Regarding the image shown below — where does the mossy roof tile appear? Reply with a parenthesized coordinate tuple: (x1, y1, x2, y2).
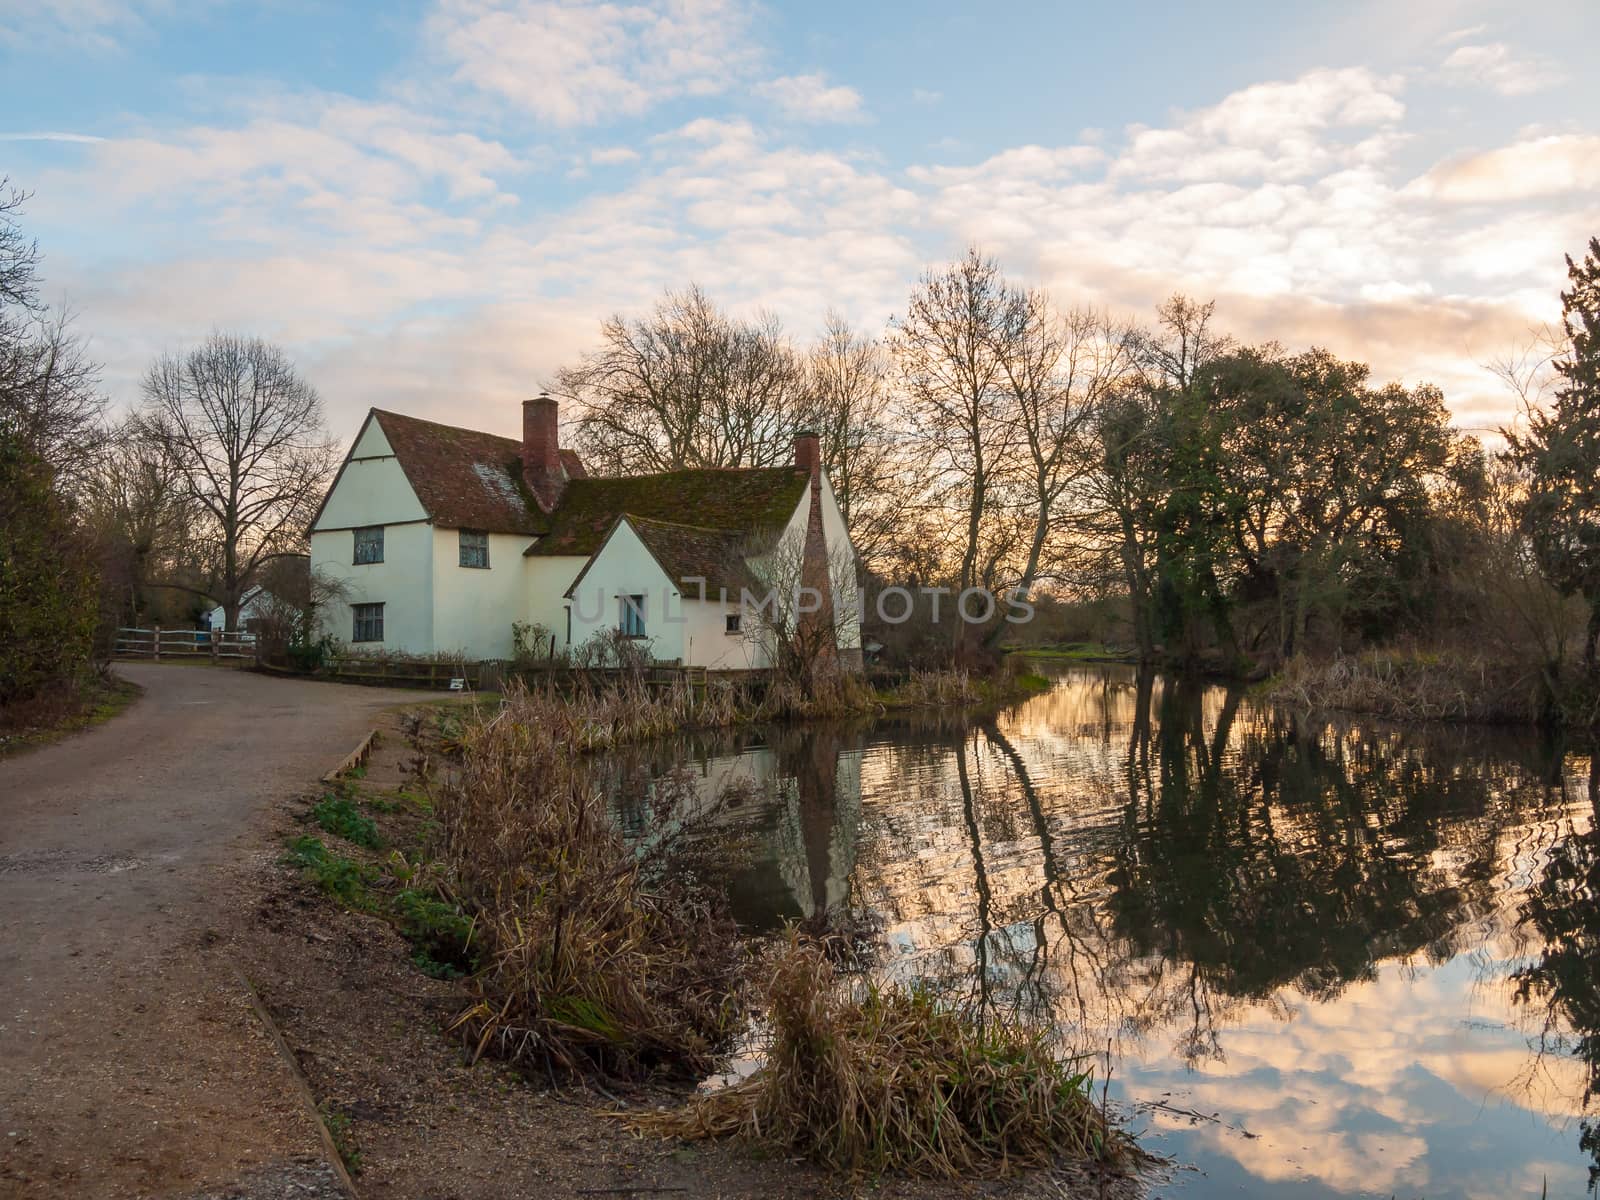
(372, 409, 584, 534)
(526, 466, 808, 557)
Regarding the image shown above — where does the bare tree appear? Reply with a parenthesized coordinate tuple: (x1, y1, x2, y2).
(0, 307, 107, 489)
(740, 525, 861, 692)
(82, 420, 197, 625)
(802, 311, 909, 571)
(557, 285, 808, 475)
(997, 296, 1137, 609)
(139, 334, 337, 631)
(891, 248, 1016, 601)
(0, 178, 40, 313)
(0, 183, 107, 489)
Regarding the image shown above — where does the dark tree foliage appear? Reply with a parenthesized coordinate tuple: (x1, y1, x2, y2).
(0, 432, 99, 709)
(1508, 237, 1600, 667)
(1104, 337, 1459, 666)
(1514, 758, 1600, 1188)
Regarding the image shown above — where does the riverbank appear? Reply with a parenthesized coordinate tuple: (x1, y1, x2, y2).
(1264, 649, 1600, 728)
(250, 702, 1143, 1198)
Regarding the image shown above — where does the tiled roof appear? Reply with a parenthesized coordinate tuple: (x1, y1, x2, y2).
(623, 517, 762, 598)
(526, 467, 808, 558)
(372, 410, 585, 534)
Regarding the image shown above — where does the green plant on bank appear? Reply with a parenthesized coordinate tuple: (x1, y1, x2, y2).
(284, 835, 375, 904)
(0, 674, 141, 758)
(317, 1101, 362, 1175)
(311, 794, 382, 849)
(286, 633, 339, 673)
(395, 887, 477, 979)
(1014, 670, 1050, 693)
(632, 934, 1128, 1179)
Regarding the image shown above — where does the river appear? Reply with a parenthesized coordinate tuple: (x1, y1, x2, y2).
(610, 663, 1600, 1198)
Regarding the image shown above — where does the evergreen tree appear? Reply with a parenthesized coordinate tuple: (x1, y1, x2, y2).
(1509, 237, 1600, 667)
(0, 431, 99, 707)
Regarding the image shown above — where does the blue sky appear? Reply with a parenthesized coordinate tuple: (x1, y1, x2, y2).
(4, 0, 1598, 443)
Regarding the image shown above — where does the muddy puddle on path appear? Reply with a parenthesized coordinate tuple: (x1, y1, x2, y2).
(601, 664, 1599, 1199)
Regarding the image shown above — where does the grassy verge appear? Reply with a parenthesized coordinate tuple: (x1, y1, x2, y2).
(632, 935, 1130, 1179)
(1006, 642, 1133, 664)
(0, 672, 142, 759)
(284, 775, 481, 980)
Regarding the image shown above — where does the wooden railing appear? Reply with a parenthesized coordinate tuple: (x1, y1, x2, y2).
(114, 626, 257, 663)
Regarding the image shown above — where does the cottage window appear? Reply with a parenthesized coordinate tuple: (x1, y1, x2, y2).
(619, 594, 646, 638)
(353, 525, 384, 565)
(352, 602, 385, 643)
(459, 529, 489, 568)
(725, 612, 742, 634)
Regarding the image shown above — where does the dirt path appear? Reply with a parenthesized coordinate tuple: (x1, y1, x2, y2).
(0, 664, 417, 1200)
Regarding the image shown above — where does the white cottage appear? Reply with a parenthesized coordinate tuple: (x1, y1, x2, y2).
(307, 397, 861, 670)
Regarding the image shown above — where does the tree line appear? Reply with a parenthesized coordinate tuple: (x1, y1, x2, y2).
(557, 243, 1600, 681)
(4, 161, 1598, 719)
(1, 179, 336, 720)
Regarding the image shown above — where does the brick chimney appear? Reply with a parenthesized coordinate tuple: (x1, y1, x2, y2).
(793, 429, 821, 483)
(522, 394, 567, 512)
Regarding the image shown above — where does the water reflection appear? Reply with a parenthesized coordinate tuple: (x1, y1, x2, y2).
(618, 665, 1599, 1198)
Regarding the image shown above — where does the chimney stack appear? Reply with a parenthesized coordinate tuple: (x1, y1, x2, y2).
(793, 429, 821, 483)
(522, 394, 566, 511)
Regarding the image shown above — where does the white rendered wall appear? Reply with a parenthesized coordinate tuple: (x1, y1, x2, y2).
(312, 419, 428, 531)
(565, 521, 683, 662)
(312, 521, 435, 653)
(311, 417, 436, 652)
(678, 593, 771, 669)
(527, 555, 587, 645)
(429, 528, 531, 660)
(749, 477, 860, 649)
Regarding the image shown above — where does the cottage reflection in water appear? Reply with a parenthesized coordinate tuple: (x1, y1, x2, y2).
(608, 665, 1598, 1199)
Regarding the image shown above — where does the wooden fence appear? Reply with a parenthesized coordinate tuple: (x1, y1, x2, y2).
(114, 626, 257, 663)
(252, 654, 732, 693)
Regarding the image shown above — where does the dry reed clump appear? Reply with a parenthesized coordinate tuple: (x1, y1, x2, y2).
(432, 687, 745, 1079)
(1265, 650, 1556, 724)
(890, 668, 982, 708)
(633, 936, 1126, 1179)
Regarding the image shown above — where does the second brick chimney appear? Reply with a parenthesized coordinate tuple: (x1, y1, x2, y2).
(522, 394, 567, 512)
(793, 429, 821, 483)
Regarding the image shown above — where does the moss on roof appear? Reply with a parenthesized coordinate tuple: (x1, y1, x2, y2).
(370, 409, 584, 534)
(624, 516, 762, 598)
(527, 467, 808, 558)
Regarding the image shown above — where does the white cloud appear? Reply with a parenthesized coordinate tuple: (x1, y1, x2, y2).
(0, 131, 107, 143)
(26, 60, 1590, 441)
(1439, 42, 1564, 95)
(0, 0, 178, 52)
(756, 73, 865, 123)
(1408, 135, 1600, 201)
(425, 0, 760, 126)
(1113, 68, 1405, 183)
(912, 88, 941, 106)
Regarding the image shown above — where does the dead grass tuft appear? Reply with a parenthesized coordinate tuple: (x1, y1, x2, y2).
(632, 935, 1128, 1179)
(432, 684, 745, 1079)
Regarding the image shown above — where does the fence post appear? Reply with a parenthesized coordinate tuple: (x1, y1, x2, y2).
(211, 629, 220, 664)
(153, 624, 162, 661)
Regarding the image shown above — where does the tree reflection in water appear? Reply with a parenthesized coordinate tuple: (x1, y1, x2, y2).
(619, 665, 1599, 1195)
(1514, 752, 1600, 1188)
